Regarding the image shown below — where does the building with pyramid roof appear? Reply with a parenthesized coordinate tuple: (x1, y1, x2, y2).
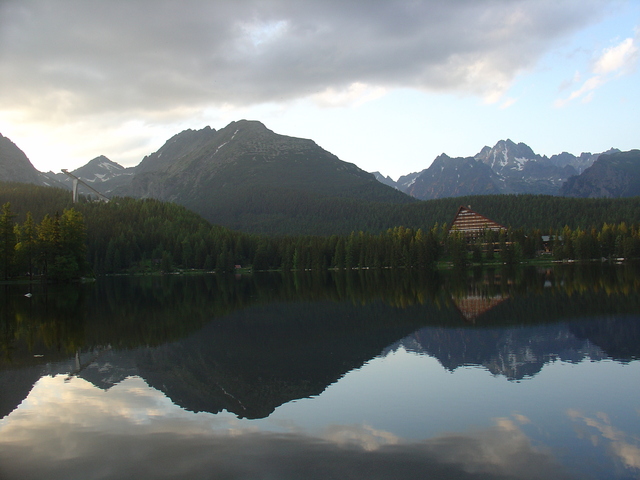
(448, 206, 506, 240)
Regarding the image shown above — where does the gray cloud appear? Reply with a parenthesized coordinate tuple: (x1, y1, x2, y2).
(0, 0, 613, 123)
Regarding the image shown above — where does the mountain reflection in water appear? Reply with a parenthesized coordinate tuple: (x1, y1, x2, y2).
(0, 265, 639, 479)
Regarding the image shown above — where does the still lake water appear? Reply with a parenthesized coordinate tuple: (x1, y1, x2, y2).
(1, 265, 639, 480)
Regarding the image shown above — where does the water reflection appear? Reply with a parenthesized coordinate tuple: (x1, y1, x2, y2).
(3, 265, 640, 359)
(0, 265, 639, 479)
(1, 265, 640, 419)
(568, 409, 640, 473)
(386, 316, 640, 380)
(0, 375, 575, 480)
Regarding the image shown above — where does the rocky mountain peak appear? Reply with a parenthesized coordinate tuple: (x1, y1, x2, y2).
(474, 139, 538, 173)
(76, 156, 124, 174)
(430, 153, 456, 168)
(372, 172, 397, 189)
(403, 153, 500, 200)
(0, 133, 47, 185)
(71, 155, 128, 182)
(135, 126, 219, 174)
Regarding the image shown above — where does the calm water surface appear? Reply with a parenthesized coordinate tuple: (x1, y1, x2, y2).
(1, 266, 639, 479)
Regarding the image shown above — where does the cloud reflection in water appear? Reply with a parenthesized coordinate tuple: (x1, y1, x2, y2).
(568, 408, 640, 474)
(0, 374, 577, 480)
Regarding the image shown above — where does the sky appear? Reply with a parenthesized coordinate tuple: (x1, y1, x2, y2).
(0, 0, 638, 180)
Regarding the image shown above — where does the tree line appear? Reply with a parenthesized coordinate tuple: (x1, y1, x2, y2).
(2, 181, 640, 280)
(1, 203, 87, 281)
(188, 188, 640, 235)
(4, 181, 640, 234)
(80, 199, 443, 274)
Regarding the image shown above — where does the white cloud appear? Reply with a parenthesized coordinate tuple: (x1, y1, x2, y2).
(570, 75, 606, 101)
(500, 97, 518, 109)
(593, 37, 639, 74)
(556, 33, 639, 106)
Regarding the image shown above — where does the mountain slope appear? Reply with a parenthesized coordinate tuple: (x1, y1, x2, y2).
(0, 133, 55, 186)
(372, 171, 397, 189)
(560, 150, 640, 198)
(474, 139, 538, 174)
(405, 154, 501, 200)
(120, 120, 414, 232)
(47, 155, 135, 194)
(396, 171, 422, 192)
(549, 149, 615, 174)
(474, 139, 577, 195)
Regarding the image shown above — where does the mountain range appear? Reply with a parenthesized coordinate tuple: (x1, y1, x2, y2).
(1, 122, 639, 232)
(375, 139, 624, 199)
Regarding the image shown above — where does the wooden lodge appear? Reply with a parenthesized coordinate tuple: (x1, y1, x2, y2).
(448, 206, 506, 241)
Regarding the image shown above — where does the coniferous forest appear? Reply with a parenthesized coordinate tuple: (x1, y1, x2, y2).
(2, 181, 640, 280)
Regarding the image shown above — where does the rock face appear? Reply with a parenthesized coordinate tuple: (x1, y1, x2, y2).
(372, 171, 397, 189)
(474, 139, 538, 174)
(549, 150, 613, 174)
(126, 120, 398, 198)
(381, 139, 615, 200)
(0, 133, 50, 185)
(117, 120, 412, 226)
(560, 150, 640, 198)
(474, 139, 577, 195)
(46, 155, 135, 194)
(404, 154, 501, 199)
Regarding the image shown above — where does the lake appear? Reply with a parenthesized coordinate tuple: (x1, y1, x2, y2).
(1, 265, 639, 479)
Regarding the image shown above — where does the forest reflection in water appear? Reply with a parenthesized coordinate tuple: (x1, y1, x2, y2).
(2, 264, 639, 361)
(0, 264, 639, 479)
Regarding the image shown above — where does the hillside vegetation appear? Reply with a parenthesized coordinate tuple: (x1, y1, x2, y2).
(5, 181, 640, 234)
(2, 182, 640, 279)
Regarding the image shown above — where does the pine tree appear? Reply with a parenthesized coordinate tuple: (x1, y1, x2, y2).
(15, 212, 37, 278)
(57, 208, 88, 279)
(37, 213, 60, 279)
(0, 203, 16, 279)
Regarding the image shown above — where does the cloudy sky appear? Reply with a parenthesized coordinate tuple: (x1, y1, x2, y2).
(1, 0, 638, 179)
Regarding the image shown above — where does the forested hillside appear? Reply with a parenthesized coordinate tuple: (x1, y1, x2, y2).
(2, 182, 640, 279)
(105, 191, 640, 236)
(407, 195, 640, 231)
(0, 182, 74, 222)
(5, 181, 640, 235)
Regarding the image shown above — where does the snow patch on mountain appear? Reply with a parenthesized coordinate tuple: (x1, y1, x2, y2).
(514, 157, 527, 170)
(374, 139, 622, 199)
